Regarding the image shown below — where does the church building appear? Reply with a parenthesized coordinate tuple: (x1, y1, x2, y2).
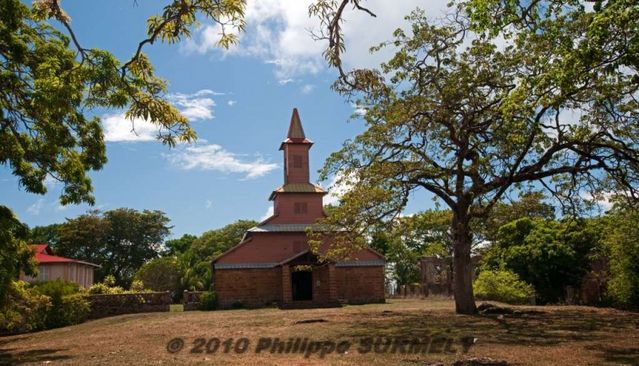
(212, 109, 385, 308)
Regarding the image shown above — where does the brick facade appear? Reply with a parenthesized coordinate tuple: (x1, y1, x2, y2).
(215, 268, 282, 308)
(335, 266, 386, 304)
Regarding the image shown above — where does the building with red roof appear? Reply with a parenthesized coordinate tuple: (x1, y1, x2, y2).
(19, 244, 100, 288)
(212, 109, 385, 308)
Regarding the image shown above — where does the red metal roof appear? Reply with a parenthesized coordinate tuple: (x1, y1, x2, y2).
(30, 244, 100, 267)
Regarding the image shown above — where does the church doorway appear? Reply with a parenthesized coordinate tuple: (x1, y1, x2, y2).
(291, 270, 313, 301)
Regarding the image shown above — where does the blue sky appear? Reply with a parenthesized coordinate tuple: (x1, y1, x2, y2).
(2, 0, 448, 237)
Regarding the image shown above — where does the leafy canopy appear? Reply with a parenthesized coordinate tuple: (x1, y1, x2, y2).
(56, 208, 171, 287)
(1, 0, 245, 205)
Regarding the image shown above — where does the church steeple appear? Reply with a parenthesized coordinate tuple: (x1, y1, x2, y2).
(280, 108, 313, 185)
(265, 108, 327, 224)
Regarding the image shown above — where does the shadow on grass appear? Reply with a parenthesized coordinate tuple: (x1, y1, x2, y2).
(586, 345, 639, 365)
(331, 307, 639, 363)
(0, 347, 72, 365)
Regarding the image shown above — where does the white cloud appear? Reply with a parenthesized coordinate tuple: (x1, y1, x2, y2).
(103, 113, 159, 142)
(227, 100, 237, 106)
(301, 84, 315, 94)
(164, 143, 278, 179)
(278, 78, 295, 85)
(27, 199, 45, 216)
(168, 90, 218, 121)
(205, 200, 213, 209)
(182, 0, 448, 78)
(103, 90, 218, 142)
(260, 206, 274, 221)
(323, 171, 356, 206)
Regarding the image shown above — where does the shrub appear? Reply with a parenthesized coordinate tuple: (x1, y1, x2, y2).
(88, 282, 125, 294)
(199, 291, 217, 311)
(473, 269, 535, 305)
(129, 279, 146, 292)
(0, 281, 50, 333)
(32, 279, 89, 328)
(56, 293, 90, 326)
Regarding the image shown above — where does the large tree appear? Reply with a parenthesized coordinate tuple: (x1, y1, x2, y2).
(57, 208, 171, 286)
(312, 1, 639, 313)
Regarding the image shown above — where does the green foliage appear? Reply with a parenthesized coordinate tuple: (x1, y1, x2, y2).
(134, 257, 181, 294)
(87, 276, 126, 295)
(2, 0, 246, 206)
(56, 208, 171, 287)
(477, 191, 555, 243)
(483, 218, 600, 304)
(129, 280, 146, 292)
(31, 279, 89, 328)
(0, 206, 37, 306)
(164, 234, 197, 256)
(473, 269, 535, 305)
(27, 224, 63, 248)
(603, 206, 639, 309)
(190, 220, 258, 259)
(0, 281, 50, 333)
(198, 291, 217, 311)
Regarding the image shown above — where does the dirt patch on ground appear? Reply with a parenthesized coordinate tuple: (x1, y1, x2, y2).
(1, 299, 638, 365)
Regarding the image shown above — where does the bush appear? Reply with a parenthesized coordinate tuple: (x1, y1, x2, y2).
(473, 269, 535, 305)
(0, 281, 50, 333)
(88, 282, 126, 294)
(199, 291, 217, 311)
(32, 279, 90, 328)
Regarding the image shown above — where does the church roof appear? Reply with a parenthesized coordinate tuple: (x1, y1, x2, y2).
(268, 183, 327, 200)
(247, 224, 338, 233)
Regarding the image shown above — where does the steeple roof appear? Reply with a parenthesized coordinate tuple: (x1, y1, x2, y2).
(287, 108, 305, 139)
(280, 108, 313, 150)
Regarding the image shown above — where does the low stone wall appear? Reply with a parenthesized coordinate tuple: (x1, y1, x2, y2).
(87, 292, 171, 319)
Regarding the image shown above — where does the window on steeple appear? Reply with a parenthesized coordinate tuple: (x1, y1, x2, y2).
(294, 202, 308, 215)
(292, 155, 303, 168)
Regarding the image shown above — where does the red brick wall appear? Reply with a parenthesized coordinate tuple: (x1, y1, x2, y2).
(312, 265, 331, 302)
(217, 233, 384, 264)
(335, 266, 385, 304)
(270, 193, 325, 224)
(283, 144, 310, 184)
(214, 268, 282, 308)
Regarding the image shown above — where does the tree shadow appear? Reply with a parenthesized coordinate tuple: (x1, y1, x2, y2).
(331, 307, 639, 362)
(0, 347, 72, 365)
(586, 344, 639, 365)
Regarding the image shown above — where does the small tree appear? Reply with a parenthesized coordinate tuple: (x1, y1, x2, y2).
(135, 257, 181, 294)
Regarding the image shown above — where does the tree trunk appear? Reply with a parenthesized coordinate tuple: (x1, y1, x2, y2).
(452, 213, 477, 314)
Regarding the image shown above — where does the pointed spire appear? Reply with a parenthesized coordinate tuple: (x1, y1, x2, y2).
(287, 108, 306, 139)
